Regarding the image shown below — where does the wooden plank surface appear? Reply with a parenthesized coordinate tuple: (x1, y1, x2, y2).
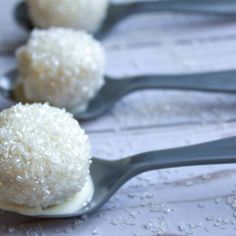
(1, 0, 236, 235)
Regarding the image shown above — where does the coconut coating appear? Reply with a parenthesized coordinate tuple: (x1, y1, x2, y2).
(27, 0, 109, 32)
(16, 28, 106, 111)
(0, 103, 91, 209)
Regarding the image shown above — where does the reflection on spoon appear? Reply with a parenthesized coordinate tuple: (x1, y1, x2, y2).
(0, 176, 94, 217)
(1, 69, 236, 120)
(15, 0, 236, 40)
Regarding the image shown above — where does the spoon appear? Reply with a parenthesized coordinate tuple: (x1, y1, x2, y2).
(33, 135, 236, 218)
(1, 69, 236, 120)
(15, 0, 236, 40)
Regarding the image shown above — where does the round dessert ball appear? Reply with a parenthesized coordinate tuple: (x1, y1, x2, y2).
(0, 103, 91, 209)
(16, 28, 106, 111)
(27, 0, 109, 32)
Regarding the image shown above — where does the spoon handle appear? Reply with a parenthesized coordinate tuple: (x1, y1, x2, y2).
(75, 70, 236, 120)
(122, 0, 236, 16)
(118, 70, 236, 94)
(125, 136, 236, 177)
(96, 0, 236, 38)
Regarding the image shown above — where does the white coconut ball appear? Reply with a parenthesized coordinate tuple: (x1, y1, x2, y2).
(0, 103, 91, 209)
(16, 28, 106, 111)
(27, 0, 109, 32)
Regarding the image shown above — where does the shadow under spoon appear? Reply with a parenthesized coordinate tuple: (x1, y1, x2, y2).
(32, 136, 236, 218)
(14, 0, 236, 40)
(1, 69, 236, 120)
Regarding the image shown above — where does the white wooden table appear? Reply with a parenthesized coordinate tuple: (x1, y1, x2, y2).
(1, 1, 236, 235)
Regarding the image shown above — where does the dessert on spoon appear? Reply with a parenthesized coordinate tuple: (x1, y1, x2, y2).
(15, 28, 106, 113)
(0, 105, 236, 218)
(0, 103, 94, 216)
(15, 0, 236, 39)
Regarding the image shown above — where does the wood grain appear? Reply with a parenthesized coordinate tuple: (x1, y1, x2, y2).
(1, 0, 236, 235)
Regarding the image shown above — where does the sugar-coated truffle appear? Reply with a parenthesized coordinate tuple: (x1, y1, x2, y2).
(16, 28, 106, 111)
(0, 103, 91, 209)
(27, 0, 109, 32)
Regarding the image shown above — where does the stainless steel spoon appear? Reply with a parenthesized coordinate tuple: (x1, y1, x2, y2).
(35, 136, 236, 218)
(1, 69, 236, 120)
(14, 0, 236, 40)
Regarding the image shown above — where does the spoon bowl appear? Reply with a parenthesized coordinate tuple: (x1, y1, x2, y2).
(29, 136, 236, 218)
(2, 69, 236, 120)
(14, 0, 236, 40)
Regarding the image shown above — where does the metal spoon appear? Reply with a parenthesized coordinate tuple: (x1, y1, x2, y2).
(33, 135, 236, 218)
(14, 0, 236, 40)
(1, 69, 236, 120)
